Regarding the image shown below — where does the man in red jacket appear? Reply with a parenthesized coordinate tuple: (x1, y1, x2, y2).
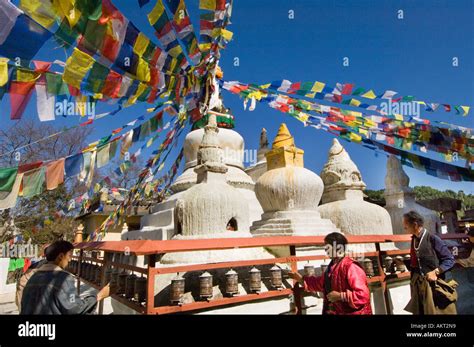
(288, 232, 372, 315)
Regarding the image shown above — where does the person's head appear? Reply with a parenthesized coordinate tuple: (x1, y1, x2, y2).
(44, 241, 74, 269)
(403, 210, 424, 235)
(324, 232, 348, 259)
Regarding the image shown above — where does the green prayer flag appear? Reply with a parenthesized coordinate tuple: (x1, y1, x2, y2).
(84, 62, 109, 93)
(0, 168, 18, 192)
(22, 167, 45, 198)
(46, 74, 69, 95)
(352, 87, 365, 96)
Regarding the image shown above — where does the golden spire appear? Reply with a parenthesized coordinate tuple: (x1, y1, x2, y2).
(266, 123, 304, 170)
(272, 123, 295, 149)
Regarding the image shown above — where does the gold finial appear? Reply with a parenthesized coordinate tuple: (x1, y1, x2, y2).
(272, 123, 294, 149)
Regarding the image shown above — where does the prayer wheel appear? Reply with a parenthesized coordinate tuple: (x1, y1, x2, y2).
(117, 272, 128, 295)
(395, 256, 406, 272)
(384, 256, 393, 274)
(125, 274, 137, 299)
(304, 264, 315, 277)
(199, 272, 213, 300)
(134, 276, 147, 303)
(248, 267, 261, 293)
(104, 268, 112, 283)
(404, 254, 411, 263)
(110, 269, 120, 294)
(170, 275, 185, 304)
(82, 263, 90, 280)
(270, 265, 283, 289)
(95, 265, 102, 284)
(225, 269, 239, 296)
(363, 258, 375, 277)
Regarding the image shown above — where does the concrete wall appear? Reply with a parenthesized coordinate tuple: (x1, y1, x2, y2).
(0, 258, 16, 295)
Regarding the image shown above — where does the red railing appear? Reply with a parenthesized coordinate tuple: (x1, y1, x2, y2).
(70, 233, 470, 315)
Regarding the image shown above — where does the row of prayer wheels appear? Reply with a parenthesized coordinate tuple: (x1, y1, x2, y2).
(384, 255, 410, 274)
(170, 266, 285, 304)
(68, 260, 148, 304)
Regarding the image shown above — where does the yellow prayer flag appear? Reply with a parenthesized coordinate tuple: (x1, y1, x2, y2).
(0, 58, 9, 87)
(20, 0, 57, 28)
(16, 69, 40, 82)
(260, 83, 271, 89)
(63, 48, 95, 89)
(146, 137, 154, 148)
(349, 99, 361, 107)
(126, 82, 148, 106)
(148, 0, 165, 25)
(199, 43, 212, 51)
(402, 140, 413, 151)
(311, 81, 325, 93)
(393, 113, 404, 121)
(359, 128, 368, 137)
(349, 132, 362, 143)
(361, 90, 376, 99)
(136, 58, 151, 82)
(444, 153, 453, 162)
(133, 33, 150, 57)
(461, 106, 470, 116)
(52, 0, 81, 27)
(199, 0, 216, 10)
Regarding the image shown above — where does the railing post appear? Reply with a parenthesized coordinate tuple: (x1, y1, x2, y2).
(375, 242, 392, 315)
(77, 249, 83, 296)
(289, 245, 304, 315)
(146, 254, 157, 315)
(99, 251, 112, 315)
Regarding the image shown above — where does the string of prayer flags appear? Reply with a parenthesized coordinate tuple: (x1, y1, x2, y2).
(262, 79, 470, 117)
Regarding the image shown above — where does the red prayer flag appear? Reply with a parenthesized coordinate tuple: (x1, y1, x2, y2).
(9, 81, 36, 120)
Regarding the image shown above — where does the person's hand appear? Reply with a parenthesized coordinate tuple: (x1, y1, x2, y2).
(425, 270, 438, 282)
(97, 283, 110, 301)
(327, 291, 342, 303)
(287, 271, 303, 283)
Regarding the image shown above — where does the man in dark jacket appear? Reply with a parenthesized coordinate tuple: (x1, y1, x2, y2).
(402, 211, 456, 314)
(20, 240, 110, 315)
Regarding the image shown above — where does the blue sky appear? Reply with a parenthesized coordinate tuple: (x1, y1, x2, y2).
(3, 0, 474, 193)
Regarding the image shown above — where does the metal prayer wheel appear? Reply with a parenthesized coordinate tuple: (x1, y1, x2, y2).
(134, 277, 147, 303)
(110, 269, 120, 294)
(225, 269, 239, 296)
(199, 272, 213, 300)
(95, 265, 102, 284)
(384, 256, 393, 274)
(104, 268, 113, 283)
(170, 275, 185, 304)
(117, 272, 128, 295)
(270, 265, 283, 289)
(363, 258, 375, 277)
(249, 267, 261, 293)
(304, 264, 315, 277)
(82, 263, 90, 280)
(395, 256, 406, 272)
(404, 254, 411, 263)
(320, 264, 328, 275)
(125, 274, 137, 299)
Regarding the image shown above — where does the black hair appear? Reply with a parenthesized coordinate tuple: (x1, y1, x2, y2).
(403, 210, 424, 227)
(324, 232, 348, 246)
(44, 240, 74, 261)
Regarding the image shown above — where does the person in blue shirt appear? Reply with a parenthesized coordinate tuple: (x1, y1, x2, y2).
(401, 210, 457, 314)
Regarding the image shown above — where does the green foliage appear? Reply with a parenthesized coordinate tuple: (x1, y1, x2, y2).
(364, 186, 474, 213)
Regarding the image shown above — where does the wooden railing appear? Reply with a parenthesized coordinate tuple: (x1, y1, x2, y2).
(69, 233, 470, 315)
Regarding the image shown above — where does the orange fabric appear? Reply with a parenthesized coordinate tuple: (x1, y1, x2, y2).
(45, 158, 65, 190)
